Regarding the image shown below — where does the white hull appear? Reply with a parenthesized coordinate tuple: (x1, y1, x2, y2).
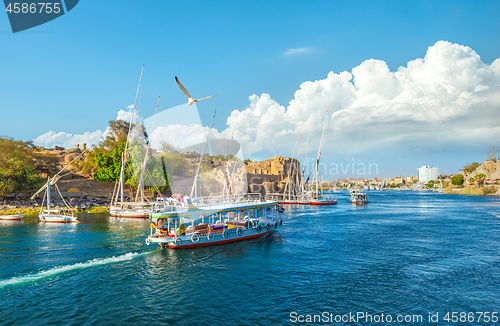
(0, 214, 24, 221)
(39, 213, 78, 223)
(109, 208, 150, 218)
(109, 204, 151, 218)
(310, 199, 338, 205)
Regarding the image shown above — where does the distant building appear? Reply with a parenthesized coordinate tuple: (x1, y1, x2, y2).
(417, 166, 438, 183)
(406, 176, 417, 184)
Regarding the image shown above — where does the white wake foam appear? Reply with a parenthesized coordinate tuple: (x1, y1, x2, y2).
(0, 252, 140, 289)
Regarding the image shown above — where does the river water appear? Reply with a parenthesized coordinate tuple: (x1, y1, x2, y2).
(1, 191, 500, 325)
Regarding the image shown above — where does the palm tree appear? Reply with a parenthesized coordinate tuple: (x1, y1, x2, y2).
(476, 173, 486, 187)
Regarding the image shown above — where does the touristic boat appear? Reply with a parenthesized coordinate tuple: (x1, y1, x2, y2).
(146, 194, 283, 249)
(0, 214, 24, 221)
(350, 190, 368, 204)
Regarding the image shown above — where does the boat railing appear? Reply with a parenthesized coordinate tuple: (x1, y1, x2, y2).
(42, 208, 75, 217)
(151, 193, 278, 217)
(194, 193, 270, 206)
(110, 202, 152, 209)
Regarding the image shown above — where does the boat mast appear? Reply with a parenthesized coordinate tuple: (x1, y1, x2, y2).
(191, 110, 217, 199)
(284, 133, 300, 200)
(301, 135, 311, 193)
(222, 131, 234, 198)
(118, 65, 144, 205)
(47, 177, 50, 210)
(312, 107, 330, 195)
(228, 129, 247, 196)
(135, 96, 160, 202)
(294, 134, 301, 196)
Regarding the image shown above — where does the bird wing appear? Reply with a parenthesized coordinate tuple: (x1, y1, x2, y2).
(197, 94, 217, 101)
(175, 75, 192, 99)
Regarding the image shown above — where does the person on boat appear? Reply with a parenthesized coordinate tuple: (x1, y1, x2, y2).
(177, 223, 186, 236)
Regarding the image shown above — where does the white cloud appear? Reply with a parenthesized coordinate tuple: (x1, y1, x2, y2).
(283, 47, 313, 56)
(216, 41, 500, 164)
(34, 130, 104, 149)
(150, 124, 206, 150)
(126, 104, 134, 109)
(33, 106, 141, 149)
(116, 109, 142, 124)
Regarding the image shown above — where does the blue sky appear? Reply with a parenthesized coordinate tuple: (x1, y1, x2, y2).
(1, 0, 500, 178)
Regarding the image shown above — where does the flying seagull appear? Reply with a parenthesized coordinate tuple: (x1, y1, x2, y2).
(175, 75, 217, 106)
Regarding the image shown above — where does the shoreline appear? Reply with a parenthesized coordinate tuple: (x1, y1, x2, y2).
(444, 185, 499, 196)
(0, 206, 109, 217)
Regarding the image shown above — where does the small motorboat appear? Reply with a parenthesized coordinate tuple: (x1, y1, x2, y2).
(350, 190, 368, 204)
(0, 214, 24, 221)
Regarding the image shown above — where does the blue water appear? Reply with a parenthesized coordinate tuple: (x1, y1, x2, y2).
(1, 191, 500, 325)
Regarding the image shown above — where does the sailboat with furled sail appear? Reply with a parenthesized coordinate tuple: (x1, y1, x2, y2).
(31, 147, 91, 223)
(109, 66, 163, 218)
(309, 107, 337, 206)
(282, 133, 301, 204)
(297, 136, 311, 204)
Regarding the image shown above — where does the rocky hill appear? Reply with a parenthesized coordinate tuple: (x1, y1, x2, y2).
(446, 159, 500, 196)
(463, 160, 500, 187)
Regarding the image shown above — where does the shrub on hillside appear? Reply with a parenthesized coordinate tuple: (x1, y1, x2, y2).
(451, 174, 464, 186)
(0, 137, 58, 197)
(482, 186, 497, 195)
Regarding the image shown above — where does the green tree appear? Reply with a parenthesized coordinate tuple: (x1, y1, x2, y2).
(93, 142, 126, 182)
(79, 117, 148, 180)
(145, 156, 172, 194)
(469, 177, 475, 185)
(99, 119, 148, 150)
(463, 162, 479, 173)
(451, 174, 464, 186)
(79, 119, 191, 195)
(426, 180, 435, 188)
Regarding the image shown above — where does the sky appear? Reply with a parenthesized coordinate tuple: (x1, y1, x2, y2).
(1, 0, 500, 179)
